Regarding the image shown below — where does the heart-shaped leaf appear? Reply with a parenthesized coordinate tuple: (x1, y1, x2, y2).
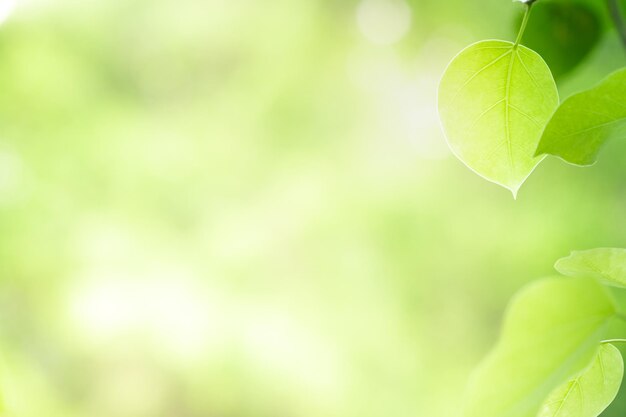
(517, 2, 602, 79)
(465, 277, 615, 417)
(438, 40, 559, 197)
(555, 248, 626, 287)
(538, 343, 623, 417)
(536, 68, 626, 165)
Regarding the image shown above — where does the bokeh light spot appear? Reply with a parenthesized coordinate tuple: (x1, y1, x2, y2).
(356, 0, 412, 45)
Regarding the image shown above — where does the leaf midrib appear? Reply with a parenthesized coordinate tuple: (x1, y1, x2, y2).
(551, 378, 581, 417)
(505, 48, 516, 175)
(560, 116, 626, 139)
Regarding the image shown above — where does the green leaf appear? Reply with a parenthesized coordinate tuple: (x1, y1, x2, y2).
(538, 343, 623, 417)
(438, 40, 559, 197)
(555, 248, 626, 287)
(465, 277, 616, 417)
(536, 68, 626, 166)
(518, 2, 601, 79)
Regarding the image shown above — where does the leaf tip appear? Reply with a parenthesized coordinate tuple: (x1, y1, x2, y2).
(508, 184, 521, 200)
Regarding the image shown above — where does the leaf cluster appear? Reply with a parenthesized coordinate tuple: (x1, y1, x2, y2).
(467, 249, 626, 417)
(437, 1, 626, 415)
(438, 1, 626, 197)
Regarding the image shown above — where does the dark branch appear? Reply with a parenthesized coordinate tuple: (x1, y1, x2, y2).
(607, 0, 626, 49)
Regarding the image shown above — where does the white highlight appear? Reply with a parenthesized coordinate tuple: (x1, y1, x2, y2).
(68, 267, 225, 362)
(0, 0, 15, 24)
(0, 147, 24, 204)
(357, 0, 412, 45)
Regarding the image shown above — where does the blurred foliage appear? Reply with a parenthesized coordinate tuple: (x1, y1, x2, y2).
(0, 0, 623, 416)
(519, 2, 602, 79)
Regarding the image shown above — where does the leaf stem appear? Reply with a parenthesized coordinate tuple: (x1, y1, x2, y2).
(514, 2, 534, 47)
(601, 339, 626, 344)
(607, 0, 626, 50)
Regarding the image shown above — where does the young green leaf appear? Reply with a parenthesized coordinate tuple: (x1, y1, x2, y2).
(555, 248, 626, 287)
(536, 68, 626, 165)
(538, 343, 623, 417)
(465, 277, 615, 417)
(438, 40, 558, 197)
(517, 2, 601, 79)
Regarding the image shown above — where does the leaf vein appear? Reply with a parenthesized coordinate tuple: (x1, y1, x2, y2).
(509, 103, 541, 127)
(449, 49, 513, 104)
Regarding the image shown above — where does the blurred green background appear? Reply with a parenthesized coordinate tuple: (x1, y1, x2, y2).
(0, 0, 625, 415)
